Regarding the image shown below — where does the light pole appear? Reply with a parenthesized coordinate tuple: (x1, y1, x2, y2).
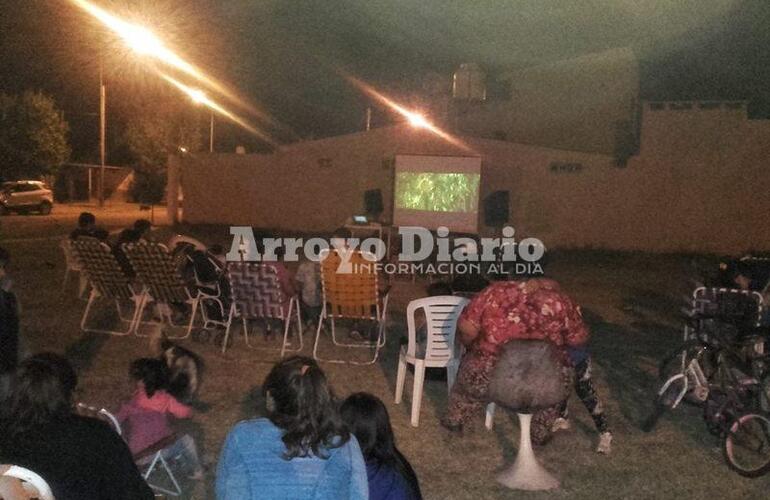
(208, 110, 214, 153)
(190, 88, 213, 152)
(98, 53, 106, 206)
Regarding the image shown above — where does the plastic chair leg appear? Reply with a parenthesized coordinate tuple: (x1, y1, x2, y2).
(394, 351, 407, 404)
(411, 360, 426, 427)
(485, 403, 496, 431)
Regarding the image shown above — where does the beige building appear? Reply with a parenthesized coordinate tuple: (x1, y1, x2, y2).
(454, 48, 640, 157)
(171, 99, 770, 255)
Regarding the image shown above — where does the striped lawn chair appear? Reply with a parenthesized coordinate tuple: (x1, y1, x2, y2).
(123, 241, 202, 339)
(313, 249, 389, 365)
(222, 262, 303, 357)
(71, 237, 147, 336)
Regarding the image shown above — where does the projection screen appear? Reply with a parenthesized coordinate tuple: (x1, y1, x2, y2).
(393, 154, 481, 233)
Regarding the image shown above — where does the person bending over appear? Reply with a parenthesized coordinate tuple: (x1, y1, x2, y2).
(442, 273, 612, 453)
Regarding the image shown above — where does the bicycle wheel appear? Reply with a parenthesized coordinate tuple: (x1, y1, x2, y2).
(723, 413, 770, 477)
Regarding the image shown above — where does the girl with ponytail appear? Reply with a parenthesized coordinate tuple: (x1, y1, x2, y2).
(216, 356, 368, 499)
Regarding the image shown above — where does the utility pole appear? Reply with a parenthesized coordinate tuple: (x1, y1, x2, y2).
(99, 54, 106, 207)
(209, 111, 214, 152)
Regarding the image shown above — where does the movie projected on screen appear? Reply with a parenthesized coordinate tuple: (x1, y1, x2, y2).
(393, 155, 481, 233)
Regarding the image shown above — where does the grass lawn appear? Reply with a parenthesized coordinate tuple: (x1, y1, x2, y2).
(4, 224, 769, 499)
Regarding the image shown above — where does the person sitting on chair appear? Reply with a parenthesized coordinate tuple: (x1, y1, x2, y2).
(70, 212, 109, 241)
(0, 353, 153, 500)
(116, 358, 204, 481)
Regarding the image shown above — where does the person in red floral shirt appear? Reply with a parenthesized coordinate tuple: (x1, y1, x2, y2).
(442, 277, 612, 453)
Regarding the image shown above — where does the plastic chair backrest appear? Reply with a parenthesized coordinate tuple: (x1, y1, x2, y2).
(60, 238, 82, 271)
(76, 403, 123, 435)
(124, 242, 189, 303)
(71, 238, 134, 300)
(319, 249, 380, 320)
(406, 296, 469, 362)
(2, 465, 54, 500)
(227, 262, 290, 319)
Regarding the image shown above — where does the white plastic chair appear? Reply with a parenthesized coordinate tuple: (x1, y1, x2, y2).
(60, 238, 88, 298)
(395, 295, 469, 427)
(1, 465, 54, 500)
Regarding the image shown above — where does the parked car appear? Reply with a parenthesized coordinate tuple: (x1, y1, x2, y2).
(0, 180, 54, 215)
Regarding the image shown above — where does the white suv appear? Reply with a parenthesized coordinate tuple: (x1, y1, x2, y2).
(0, 180, 54, 215)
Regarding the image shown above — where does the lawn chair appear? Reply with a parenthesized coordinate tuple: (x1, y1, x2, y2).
(123, 241, 203, 339)
(60, 237, 89, 298)
(77, 403, 183, 497)
(313, 249, 389, 365)
(395, 295, 469, 426)
(221, 262, 303, 357)
(71, 237, 147, 336)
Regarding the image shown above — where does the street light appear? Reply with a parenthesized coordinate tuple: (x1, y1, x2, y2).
(190, 89, 214, 153)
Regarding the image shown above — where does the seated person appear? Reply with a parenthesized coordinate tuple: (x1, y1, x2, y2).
(113, 219, 153, 277)
(70, 211, 108, 241)
(341, 393, 422, 500)
(0, 247, 19, 399)
(295, 255, 322, 325)
(117, 358, 204, 480)
(0, 353, 153, 500)
(216, 356, 367, 499)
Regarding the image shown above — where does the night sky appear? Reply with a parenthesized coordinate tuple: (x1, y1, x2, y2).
(1, 0, 769, 162)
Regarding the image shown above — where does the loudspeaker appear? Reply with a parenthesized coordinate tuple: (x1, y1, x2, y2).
(364, 189, 383, 217)
(484, 190, 509, 226)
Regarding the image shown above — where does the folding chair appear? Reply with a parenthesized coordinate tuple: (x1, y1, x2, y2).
(71, 237, 147, 336)
(76, 403, 183, 497)
(124, 241, 203, 339)
(1, 465, 54, 500)
(60, 237, 89, 298)
(221, 262, 303, 357)
(395, 295, 469, 426)
(313, 249, 389, 365)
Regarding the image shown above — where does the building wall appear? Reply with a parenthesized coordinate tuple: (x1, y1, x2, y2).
(178, 107, 770, 255)
(455, 48, 639, 156)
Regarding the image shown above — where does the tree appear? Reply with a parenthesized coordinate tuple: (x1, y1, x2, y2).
(124, 99, 201, 204)
(0, 91, 71, 180)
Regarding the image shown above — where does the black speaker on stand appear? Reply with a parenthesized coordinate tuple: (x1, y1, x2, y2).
(364, 189, 384, 221)
(484, 190, 510, 231)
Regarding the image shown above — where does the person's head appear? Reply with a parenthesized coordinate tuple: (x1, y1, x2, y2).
(129, 358, 168, 398)
(340, 392, 397, 464)
(427, 282, 453, 297)
(2, 353, 77, 435)
(133, 219, 152, 237)
(77, 212, 96, 229)
(730, 260, 755, 290)
(330, 227, 352, 250)
(262, 356, 348, 459)
(340, 393, 421, 497)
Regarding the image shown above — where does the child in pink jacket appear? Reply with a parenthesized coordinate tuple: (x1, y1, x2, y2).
(117, 358, 204, 479)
